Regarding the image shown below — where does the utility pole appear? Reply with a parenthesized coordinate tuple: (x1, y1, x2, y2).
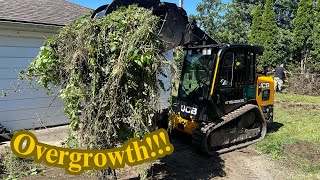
(179, 0, 183, 8)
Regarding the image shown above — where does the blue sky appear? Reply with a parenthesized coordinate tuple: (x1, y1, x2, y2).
(69, 0, 230, 15)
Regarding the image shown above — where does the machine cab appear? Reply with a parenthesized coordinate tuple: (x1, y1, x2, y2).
(174, 44, 266, 123)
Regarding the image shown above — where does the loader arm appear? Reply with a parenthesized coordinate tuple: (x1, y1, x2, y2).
(91, 0, 217, 49)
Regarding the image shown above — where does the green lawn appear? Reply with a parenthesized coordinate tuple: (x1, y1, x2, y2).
(256, 93, 320, 175)
(275, 93, 320, 104)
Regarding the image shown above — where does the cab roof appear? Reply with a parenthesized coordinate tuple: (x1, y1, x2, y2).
(185, 44, 264, 55)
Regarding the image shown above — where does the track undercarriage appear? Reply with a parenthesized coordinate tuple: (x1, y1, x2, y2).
(192, 104, 267, 155)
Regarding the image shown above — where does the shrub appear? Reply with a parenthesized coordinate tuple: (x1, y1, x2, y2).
(21, 5, 168, 151)
(0, 147, 44, 179)
(285, 74, 320, 96)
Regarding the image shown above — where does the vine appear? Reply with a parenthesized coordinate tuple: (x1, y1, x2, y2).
(21, 6, 168, 151)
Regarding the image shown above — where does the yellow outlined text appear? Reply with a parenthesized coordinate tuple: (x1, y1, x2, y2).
(10, 129, 174, 175)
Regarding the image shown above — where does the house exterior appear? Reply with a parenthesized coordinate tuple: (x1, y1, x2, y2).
(0, 0, 91, 131)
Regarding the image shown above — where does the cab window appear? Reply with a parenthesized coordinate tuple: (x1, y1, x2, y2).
(218, 48, 254, 87)
(219, 52, 234, 87)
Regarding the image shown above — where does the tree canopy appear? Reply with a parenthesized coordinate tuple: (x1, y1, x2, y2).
(260, 0, 279, 66)
(194, 0, 320, 73)
(250, 2, 263, 45)
(311, 1, 320, 72)
(293, 0, 313, 72)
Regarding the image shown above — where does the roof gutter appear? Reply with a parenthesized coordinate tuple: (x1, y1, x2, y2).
(0, 20, 63, 38)
(0, 19, 64, 31)
(0, 19, 64, 27)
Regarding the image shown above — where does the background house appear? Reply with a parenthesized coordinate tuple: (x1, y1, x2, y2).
(0, 0, 91, 131)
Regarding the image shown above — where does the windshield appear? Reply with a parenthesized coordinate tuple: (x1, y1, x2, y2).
(178, 49, 217, 102)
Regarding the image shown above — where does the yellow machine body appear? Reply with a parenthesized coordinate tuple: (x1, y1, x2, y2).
(170, 74, 275, 135)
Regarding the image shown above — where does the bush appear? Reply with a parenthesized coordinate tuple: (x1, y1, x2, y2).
(21, 5, 168, 151)
(0, 147, 45, 179)
(285, 74, 320, 96)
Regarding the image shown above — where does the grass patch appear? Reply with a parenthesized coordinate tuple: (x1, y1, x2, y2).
(275, 93, 320, 104)
(0, 147, 46, 179)
(256, 93, 320, 175)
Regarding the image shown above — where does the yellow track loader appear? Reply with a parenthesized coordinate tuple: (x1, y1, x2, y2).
(93, 0, 274, 155)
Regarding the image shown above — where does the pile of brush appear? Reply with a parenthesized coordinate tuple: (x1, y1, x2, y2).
(22, 5, 168, 151)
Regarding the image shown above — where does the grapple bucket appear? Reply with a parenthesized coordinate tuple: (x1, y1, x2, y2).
(91, 0, 217, 49)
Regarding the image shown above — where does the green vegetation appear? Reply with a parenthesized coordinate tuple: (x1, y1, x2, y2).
(19, 6, 167, 177)
(261, 0, 280, 66)
(275, 93, 320, 104)
(220, 0, 252, 43)
(256, 93, 320, 175)
(194, 0, 228, 43)
(172, 47, 184, 97)
(0, 147, 45, 180)
(311, 1, 320, 72)
(194, 0, 320, 72)
(293, 0, 313, 73)
(23, 5, 166, 147)
(249, 2, 263, 45)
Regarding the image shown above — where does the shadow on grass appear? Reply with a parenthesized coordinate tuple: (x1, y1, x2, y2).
(267, 122, 284, 133)
(145, 132, 226, 179)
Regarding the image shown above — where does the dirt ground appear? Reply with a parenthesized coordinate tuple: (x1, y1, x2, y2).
(0, 126, 308, 180)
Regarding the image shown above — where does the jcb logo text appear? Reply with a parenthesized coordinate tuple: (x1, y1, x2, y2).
(181, 105, 197, 115)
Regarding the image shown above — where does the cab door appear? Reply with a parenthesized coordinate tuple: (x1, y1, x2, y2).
(211, 47, 256, 117)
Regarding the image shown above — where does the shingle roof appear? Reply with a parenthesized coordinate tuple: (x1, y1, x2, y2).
(0, 0, 92, 26)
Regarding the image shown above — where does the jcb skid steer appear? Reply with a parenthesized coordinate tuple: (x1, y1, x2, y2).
(93, 0, 275, 155)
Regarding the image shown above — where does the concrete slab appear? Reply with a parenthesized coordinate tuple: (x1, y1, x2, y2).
(0, 125, 69, 154)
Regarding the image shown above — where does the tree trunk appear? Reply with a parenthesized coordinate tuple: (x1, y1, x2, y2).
(301, 58, 304, 74)
(304, 52, 307, 73)
(301, 45, 307, 74)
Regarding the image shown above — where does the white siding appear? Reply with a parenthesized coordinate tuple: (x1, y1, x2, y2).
(0, 26, 69, 131)
(159, 50, 173, 110)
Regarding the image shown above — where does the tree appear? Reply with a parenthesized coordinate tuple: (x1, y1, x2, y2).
(260, 0, 280, 66)
(292, 0, 313, 73)
(195, 0, 227, 43)
(195, 0, 261, 43)
(194, 0, 317, 71)
(250, 2, 263, 45)
(221, 1, 256, 43)
(274, 0, 300, 30)
(311, 0, 320, 73)
(277, 28, 294, 67)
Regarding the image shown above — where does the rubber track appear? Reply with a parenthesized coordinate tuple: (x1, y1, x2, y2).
(192, 104, 267, 155)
